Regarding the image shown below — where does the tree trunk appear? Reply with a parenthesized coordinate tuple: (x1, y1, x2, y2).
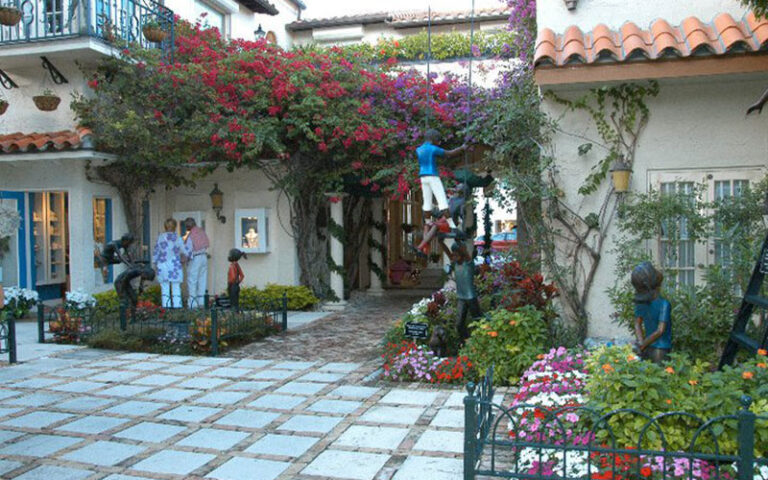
(291, 191, 333, 299)
(343, 196, 372, 291)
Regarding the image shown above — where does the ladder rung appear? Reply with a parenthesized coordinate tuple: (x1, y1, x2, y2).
(731, 332, 759, 353)
(744, 295, 768, 309)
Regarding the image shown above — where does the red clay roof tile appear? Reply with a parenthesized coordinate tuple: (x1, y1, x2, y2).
(0, 128, 93, 154)
(535, 11, 767, 68)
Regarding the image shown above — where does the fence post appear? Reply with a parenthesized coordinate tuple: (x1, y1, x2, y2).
(210, 308, 219, 357)
(464, 382, 478, 480)
(37, 301, 45, 343)
(281, 292, 288, 332)
(737, 395, 755, 480)
(204, 290, 210, 309)
(119, 303, 127, 332)
(7, 315, 16, 364)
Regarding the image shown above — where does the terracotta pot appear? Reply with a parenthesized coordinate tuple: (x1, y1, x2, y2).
(0, 101, 7, 115)
(33, 95, 61, 112)
(0, 7, 21, 27)
(142, 25, 168, 43)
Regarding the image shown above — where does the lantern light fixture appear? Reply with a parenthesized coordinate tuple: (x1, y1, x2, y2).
(610, 156, 632, 194)
(210, 183, 226, 223)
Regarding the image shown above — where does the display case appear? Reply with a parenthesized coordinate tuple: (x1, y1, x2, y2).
(32, 192, 68, 286)
(234, 208, 269, 254)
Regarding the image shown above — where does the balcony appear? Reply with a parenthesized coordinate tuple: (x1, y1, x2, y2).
(0, 0, 174, 66)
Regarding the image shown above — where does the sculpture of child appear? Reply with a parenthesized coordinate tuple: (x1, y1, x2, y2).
(631, 262, 672, 364)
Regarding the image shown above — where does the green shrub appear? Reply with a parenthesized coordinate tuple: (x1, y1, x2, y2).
(460, 306, 548, 385)
(239, 284, 318, 311)
(587, 345, 768, 454)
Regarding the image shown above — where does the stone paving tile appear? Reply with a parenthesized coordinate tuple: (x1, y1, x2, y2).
(0, 434, 83, 457)
(141, 387, 201, 402)
(87, 360, 131, 368)
(153, 354, 194, 363)
(277, 414, 343, 434)
(99, 385, 153, 398)
(122, 362, 169, 371)
(334, 425, 409, 450)
(175, 428, 250, 450)
(10, 378, 63, 389)
(215, 409, 280, 429)
(329, 385, 379, 399)
(248, 394, 307, 410)
(391, 455, 462, 480)
(0, 459, 23, 475)
(307, 399, 362, 415)
(103, 475, 154, 480)
(3, 393, 65, 407)
(272, 361, 316, 370)
(0, 390, 22, 401)
(157, 405, 222, 423)
(379, 389, 439, 406)
(359, 405, 425, 425)
(0, 407, 23, 418)
(319, 362, 361, 373)
(205, 367, 252, 378)
(49, 381, 108, 393)
(165, 364, 210, 375)
(115, 353, 157, 361)
(55, 396, 115, 412)
(1, 411, 74, 429)
(89, 371, 141, 383)
(302, 450, 390, 480)
(189, 357, 231, 366)
(56, 415, 131, 435)
(193, 391, 250, 405)
(297, 372, 345, 383)
(104, 400, 168, 417)
(176, 376, 230, 390)
(250, 369, 294, 380)
(225, 381, 273, 391)
(244, 433, 318, 457)
(49, 368, 99, 378)
(114, 422, 187, 443)
(62, 440, 147, 466)
(429, 409, 464, 429)
(130, 374, 183, 386)
(206, 456, 289, 480)
(274, 381, 326, 396)
(413, 430, 463, 453)
(12, 465, 93, 480)
(230, 359, 272, 369)
(0, 431, 24, 445)
(130, 449, 215, 476)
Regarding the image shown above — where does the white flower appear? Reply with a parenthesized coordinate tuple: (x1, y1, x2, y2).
(3, 286, 38, 305)
(0, 203, 21, 239)
(65, 289, 96, 310)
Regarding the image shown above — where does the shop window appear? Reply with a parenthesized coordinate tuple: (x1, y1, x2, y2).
(234, 208, 270, 253)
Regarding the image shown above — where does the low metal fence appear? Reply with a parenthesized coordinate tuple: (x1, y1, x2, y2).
(464, 368, 768, 480)
(0, 311, 17, 364)
(36, 293, 288, 356)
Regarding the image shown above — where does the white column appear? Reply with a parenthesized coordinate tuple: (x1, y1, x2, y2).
(325, 193, 347, 310)
(368, 197, 385, 296)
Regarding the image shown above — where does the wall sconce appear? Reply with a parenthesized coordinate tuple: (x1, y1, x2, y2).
(610, 156, 632, 194)
(209, 183, 226, 223)
(254, 24, 265, 40)
(564, 0, 577, 10)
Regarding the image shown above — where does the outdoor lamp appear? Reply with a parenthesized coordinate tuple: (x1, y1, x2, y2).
(254, 24, 265, 39)
(610, 156, 632, 194)
(210, 183, 226, 223)
(564, 0, 577, 10)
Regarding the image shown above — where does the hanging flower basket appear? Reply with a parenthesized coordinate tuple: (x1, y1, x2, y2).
(33, 93, 61, 112)
(142, 24, 168, 43)
(0, 100, 7, 116)
(0, 6, 22, 26)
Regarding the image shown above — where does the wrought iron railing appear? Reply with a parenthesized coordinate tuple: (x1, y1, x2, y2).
(464, 367, 768, 480)
(0, 0, 174, 57)
(0, 311, 17, 364)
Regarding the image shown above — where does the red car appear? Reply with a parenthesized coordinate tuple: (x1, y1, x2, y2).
(474, 230, 518, 252)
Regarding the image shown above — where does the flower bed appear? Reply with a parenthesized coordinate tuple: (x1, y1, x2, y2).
(382, 340, 472, 384)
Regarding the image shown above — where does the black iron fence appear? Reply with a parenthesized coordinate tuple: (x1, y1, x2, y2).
(464, 367, 768, 480)
(0, 311, 17, 364)
(37, 293, 288, 356)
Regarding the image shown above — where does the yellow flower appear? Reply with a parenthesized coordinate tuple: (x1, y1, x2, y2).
(743, 371, 754, 380)
(665, 367, 675, 374)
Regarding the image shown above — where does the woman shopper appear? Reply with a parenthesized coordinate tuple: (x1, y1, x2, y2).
(153, 218, 190, 308)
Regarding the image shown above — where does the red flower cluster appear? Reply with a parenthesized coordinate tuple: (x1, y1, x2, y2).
(590, 448, 641, 480)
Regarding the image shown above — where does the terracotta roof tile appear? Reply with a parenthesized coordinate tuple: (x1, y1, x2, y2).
(535, 11, 768, 68)
(286, 7, 510, 31)
(0, 128, 93, 154)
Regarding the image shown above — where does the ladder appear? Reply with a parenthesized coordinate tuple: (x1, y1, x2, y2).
(718, 230, 768, 368)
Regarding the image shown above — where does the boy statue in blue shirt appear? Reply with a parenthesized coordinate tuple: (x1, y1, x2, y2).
(631, 262, 672, 364)
(417, 129, 468, 228)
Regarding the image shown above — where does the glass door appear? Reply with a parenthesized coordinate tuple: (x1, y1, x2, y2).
(0, 192, 26, 289)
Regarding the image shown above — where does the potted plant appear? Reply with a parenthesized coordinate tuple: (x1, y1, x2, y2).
(0, 5, 22, 27)
(0, 99, 7, 116)
(33, 89, 61, 112)
(142, 18, 167, 43)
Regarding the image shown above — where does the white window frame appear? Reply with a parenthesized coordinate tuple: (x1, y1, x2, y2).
(647, 167, 765, 286)
(234, 208, 270, 254)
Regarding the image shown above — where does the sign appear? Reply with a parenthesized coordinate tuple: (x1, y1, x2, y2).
(404, 321, 429, 339)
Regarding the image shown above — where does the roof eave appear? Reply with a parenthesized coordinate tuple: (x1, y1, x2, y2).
(390, 13, 510, 29)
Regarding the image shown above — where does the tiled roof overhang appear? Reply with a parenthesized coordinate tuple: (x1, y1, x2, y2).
(534, 12, 768, 85)
(286, 8, 510, 32)
(237, 0, 278, 15)
(0, 128, 93, 154)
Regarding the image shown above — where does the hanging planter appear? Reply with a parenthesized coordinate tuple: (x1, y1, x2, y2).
(0, 99, 7, 115)
(142, 21, 168, 43)
(0, 6, 21, 26)
(33, 90, 61, 112)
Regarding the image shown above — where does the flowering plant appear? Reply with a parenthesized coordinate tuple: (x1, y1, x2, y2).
(65, 289, 96, 311)
(2, 286, 38, 318)
(382, 341, 472, 384)
(49, 307, 90, 344)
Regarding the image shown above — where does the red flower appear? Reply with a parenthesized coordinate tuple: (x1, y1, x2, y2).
(87, 79, 99, 89)
(329, 196, 341, 203)
(640, 467, 652, 477)
(318, 142, 328, 152)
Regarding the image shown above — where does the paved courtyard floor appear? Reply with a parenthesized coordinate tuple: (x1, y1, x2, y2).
(0, 347, 505, 480)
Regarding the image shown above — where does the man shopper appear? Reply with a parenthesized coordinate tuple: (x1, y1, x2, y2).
(183, 217, 210, 308)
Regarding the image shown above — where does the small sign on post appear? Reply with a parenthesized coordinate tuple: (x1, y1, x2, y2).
(404, 321, 429, 339)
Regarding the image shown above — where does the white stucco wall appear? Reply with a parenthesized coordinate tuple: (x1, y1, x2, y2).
(537, 0, 748, 34)
(151, 168, 299, 297)
(542, 74, 768, 339)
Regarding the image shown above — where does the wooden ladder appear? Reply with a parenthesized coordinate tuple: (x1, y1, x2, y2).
(718, 230, 768, 368)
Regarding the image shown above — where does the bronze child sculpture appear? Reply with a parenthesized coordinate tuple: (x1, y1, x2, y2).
(631, 262, 672, 364)
(439, 239, 481, 344)
(227, 249, 246, 310)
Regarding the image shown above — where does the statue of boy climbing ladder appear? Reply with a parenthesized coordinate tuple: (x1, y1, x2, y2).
(417, 129, 469, 228)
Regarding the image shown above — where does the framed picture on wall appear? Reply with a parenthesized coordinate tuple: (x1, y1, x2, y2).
(234, 208, 269, 254)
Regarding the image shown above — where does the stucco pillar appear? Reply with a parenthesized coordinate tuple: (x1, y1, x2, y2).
(368, 197, 385, 296)
(325, 193, 347, 310)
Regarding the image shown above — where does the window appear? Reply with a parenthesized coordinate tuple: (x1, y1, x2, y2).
(713, 179, 749, 270)
(234, 208, 270, 253)
(659, 181, 696, 287)
(93, 198, 113, 284)
(194, 0, 226, 35)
